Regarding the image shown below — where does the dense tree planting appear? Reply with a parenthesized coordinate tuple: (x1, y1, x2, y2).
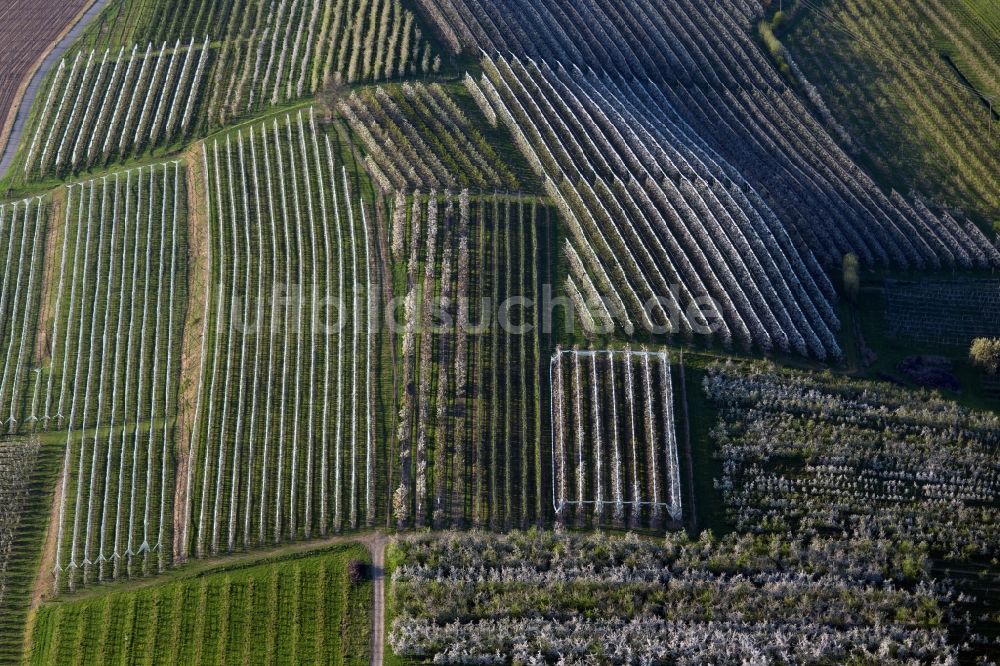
(417, 0, 1000, 357)
(212, 0, 439, 127)
(705, 361, 1000, 561)
(474, 54, 844, 358)
(389, 530, 955, 664)
(787, 0, 1000, 216)
(0, 439, 40, 605)
(0, 437, 55, 663)
(886, 278, 1000, 348)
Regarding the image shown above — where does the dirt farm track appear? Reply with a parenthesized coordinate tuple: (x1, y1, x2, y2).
(0, 0, 93, 171)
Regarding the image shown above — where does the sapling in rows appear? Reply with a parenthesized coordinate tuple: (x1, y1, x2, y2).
(572, 349, 585, 525)
(256, 124, 280, 544)
(255, 0, 288, 109)
(343, 167, 360, 529)
(3, 201, 45, 426)
(157, 164, 182, 569)
(118, 43, 161, 156)
(62, 183, 96, 588)
(147, 41, 184, 146)
(310, 114, 332, 534)
(115, 170, 145, 576)
(272, 119, 292, 542)
(53, 50, 96, 174)
(179, 38, 211, 137)
(80, 178, 117, 583)
(362, 196, 375, 523)
(101, 45, 145, 161)
(210, 137, 239, 554)
(126, 168, 157, 571)
(53, 193, 84, 422)
(590, 352, 602, 521)
(284, 116, 305, 540)
(269, 0, 299, 104)
(196, 146, 226, 558)
(226, 134, 252, 552)
(415, 194, 439, 526)
(98, 172, 132, 579)
(244, 127, 266, 546)
(295, 111, 318, 538)
(140, 166, 172, 569)
(25, 60, 67, 176)
(130, 42, 172, 153)
(69, 49, 111, 169)
(451, 191, 470, 525)
(291, 0, 321, 98)
(84, 46, 128, 166)
(162, 39, 197, 144)
(325, 134, 344, 533)
(39, 52, 83, 176)
(609, 352, 624, 523)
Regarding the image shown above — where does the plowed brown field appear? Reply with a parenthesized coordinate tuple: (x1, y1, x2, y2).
(0, 0, 92, 157)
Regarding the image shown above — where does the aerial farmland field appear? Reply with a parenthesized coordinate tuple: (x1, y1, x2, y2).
(0, 0, 94, 170)
(0, 0, 998, 663)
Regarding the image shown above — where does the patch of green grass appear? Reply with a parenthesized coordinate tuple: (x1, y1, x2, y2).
(26, 543, 372, 665)
(679, 363, 728, 536)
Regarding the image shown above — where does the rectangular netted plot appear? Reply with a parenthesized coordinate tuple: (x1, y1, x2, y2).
(550, 348, 682, 529)
(885, 278, 1000, 347)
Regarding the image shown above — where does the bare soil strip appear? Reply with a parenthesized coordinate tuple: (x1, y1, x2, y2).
(33, 187, 67, 364)
(172, 143, 210, 562)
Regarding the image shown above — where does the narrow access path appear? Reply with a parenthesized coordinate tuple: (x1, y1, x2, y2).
(369, 533, 388, 666)
(0, 0, 112, 179)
